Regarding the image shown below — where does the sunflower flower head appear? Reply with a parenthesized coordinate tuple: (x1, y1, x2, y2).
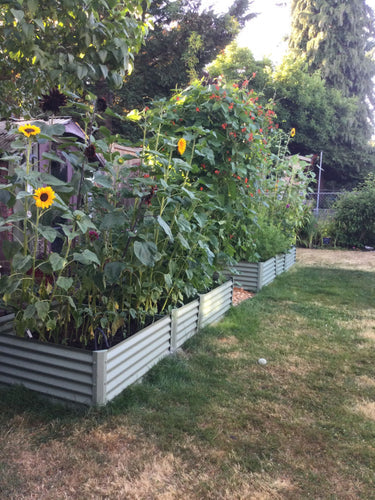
(40, 88, 67, 113)
(290, 128, 296, 138)
(84, 144, 97, 162)
(18, 123, 41, 138)
(177, 138, 187, 155)
(96, 97, 107, 112)
(33, 186, 56, 209)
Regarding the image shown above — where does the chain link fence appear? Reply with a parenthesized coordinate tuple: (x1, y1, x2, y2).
(306, 191, 343, 210)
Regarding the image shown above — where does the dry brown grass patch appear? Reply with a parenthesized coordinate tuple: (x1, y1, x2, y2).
(297, 248, 375, 271)
(353, 400, 375, 421)
(336, 315, 375, 343)
(355, 375, 375, 388)
(218, 335, 239, 346)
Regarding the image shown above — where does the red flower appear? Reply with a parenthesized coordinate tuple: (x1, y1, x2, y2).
(222, 123, 227, 130)
(214, 170, 220, 175)
(200, 187, 204, 191)
(245, 177, 248, 184)
(89, 230, 99, 241)
(201, 163, 206, 169)
(196, 107, 200, 112)
(250, 193, 254, 197)
(144, 174, 150, 178)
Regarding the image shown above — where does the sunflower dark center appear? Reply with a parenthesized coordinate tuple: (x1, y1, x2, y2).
(40, 193, 49, 202)
(25, 128, 34, 134)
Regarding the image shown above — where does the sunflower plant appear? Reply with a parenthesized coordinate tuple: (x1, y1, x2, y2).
(0, 121, 101, 342)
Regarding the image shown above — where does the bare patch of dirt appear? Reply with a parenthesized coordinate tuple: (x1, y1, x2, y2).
(297, 248, 375, 271)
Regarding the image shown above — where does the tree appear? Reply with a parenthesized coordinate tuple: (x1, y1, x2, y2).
(0, 0, 151, 118)
(113, 0, 255, 116)
(289, 0, 375, 109)
(206, 41, 273, 91)
(286, 0, 375, 187)
(271, 56, 375, 188)
(204, 38, 375, 188)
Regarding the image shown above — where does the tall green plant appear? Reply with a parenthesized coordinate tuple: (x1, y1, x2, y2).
(334, 174, 375, 247)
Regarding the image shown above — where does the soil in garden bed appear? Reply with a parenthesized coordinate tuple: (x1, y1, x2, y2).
(18, 314, 167, 352)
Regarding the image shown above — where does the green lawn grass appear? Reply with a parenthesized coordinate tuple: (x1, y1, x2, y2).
(1, 259, 375, 498)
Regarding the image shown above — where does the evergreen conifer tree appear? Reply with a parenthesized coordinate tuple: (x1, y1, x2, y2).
(288, 0, 375, 186)
(289, 0, 375, 106)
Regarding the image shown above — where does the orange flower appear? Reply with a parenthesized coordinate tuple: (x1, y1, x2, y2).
(177, 138, 186, 155)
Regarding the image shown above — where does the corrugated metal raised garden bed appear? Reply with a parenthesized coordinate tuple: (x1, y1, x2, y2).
(230, 246, 296, 292)
(0, 280, 233, 406)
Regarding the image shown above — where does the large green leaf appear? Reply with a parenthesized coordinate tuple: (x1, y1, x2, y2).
(12, 254, 32, 272)
(1, 240, 22, 260)
(35, 301, 50, 321)
(133, 241, 160, 267)
(176, 214, 191, 233)
(39, 172, 71, 187)
(38, 225, 59, 243)
(93, 174, 113, 189)
(73, 249, 100, 266)
(100, 212, 126, 230)
(23, 304, 36, 320)
(56, 276, 73, 291)
(49, 252, 66, 271)
(104, 262, 127, 285)
(41, 152, 65, 164)
(177, 232, 190, 249)
(157, 215, 174, 242)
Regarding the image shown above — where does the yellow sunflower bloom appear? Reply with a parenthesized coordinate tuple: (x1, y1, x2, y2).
(177, 138, 187, 155)
(290, 128, 296, 138)
(33, 186, 56, 209)
(18, 123, 41, 138)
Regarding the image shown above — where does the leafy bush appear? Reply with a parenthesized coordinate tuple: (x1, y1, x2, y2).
(297, 212, 337, 248)
(334, 174, 375, 247)
(133, 79, 314, 262)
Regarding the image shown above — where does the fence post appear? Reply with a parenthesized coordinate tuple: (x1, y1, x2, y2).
(316, 151, 323, 214)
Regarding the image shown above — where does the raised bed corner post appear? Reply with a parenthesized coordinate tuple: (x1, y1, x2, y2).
(197, 293, 205, 331)
(170, 309, 178, 353)
(257, 262, 263, 292)
(92, 350, 108, 406)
